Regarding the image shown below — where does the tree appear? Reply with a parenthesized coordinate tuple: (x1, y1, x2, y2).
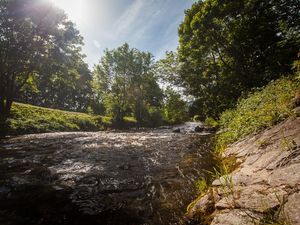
(178, 0, 300, 119)
(0, 0, 85, 121)
(154, 51, 182, 87)
(163, 88, 189, 124)
(92, 43, 163, 125)
(17, 51, 92, 112)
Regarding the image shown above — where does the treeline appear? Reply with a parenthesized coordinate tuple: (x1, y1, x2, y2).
(0, 0, 188, 127)
(176, 0, 299, 119)
(1, 0, 299, 129)
(91, 43, 189, 126)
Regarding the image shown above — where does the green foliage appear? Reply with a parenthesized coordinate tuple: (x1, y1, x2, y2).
(123, 116, 137, 127)
(216, 77, 300, 154)
(163, 88, 189, 124)
(92, 43, 164, 126)
(178, 0, 299, 119)
(292, 51, 300, 80)
(7, 102, 108, 135)
(204, 117, 219, 128)
(154, 51, 182, 87)
(0, 0, 90, 118)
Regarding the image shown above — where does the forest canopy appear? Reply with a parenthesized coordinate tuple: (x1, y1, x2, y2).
(178, 0, 300, 119)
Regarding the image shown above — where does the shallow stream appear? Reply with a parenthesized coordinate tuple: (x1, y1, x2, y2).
(0, 123, 214, 225)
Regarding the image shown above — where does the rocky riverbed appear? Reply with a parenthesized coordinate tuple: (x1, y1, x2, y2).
(0, 124, 215, 225)
(188, 117, 300, 225)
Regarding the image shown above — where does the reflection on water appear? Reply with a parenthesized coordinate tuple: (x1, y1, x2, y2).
(0, 128, 214, 225)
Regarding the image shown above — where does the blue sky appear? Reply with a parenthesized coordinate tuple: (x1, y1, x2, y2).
(50, 0, 196, 68)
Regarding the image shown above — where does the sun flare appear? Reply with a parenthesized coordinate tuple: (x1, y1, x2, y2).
(50, 0, 86, 24)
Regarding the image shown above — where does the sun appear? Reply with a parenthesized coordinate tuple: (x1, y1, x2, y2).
(50, 0, 86, 25)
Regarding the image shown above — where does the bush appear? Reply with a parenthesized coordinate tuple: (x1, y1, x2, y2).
(215, 77, 300, 154)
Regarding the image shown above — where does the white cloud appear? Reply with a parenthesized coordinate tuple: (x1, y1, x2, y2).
(131, 9, 162, 42)
(155, 17, 183, 60)
(113, 0, 145, 36)
(93, 40, 101, 49)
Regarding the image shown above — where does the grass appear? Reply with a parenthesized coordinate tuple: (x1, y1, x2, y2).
(6, 102, 111, 135)
(5, 102, 141, 135)
(215, 76, 300, 154)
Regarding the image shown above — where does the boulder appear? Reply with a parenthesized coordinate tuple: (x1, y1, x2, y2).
(173, 128, 181, 133)
(195, 126, 204, 132)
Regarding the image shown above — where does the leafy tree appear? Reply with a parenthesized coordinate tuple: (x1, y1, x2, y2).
(92, 43, 163, 125)
(0, 0, 86, 122)
(178, 0, 300, 119)
(163, 88, 189, 124)
(154, 51, 182, 87)
(17, 52, 92, 112)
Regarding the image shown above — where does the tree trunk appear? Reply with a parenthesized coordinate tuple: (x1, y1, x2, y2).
(0, 97, 8, 137)
(0, 97, 4, 115)
(5, 98, 13, 115)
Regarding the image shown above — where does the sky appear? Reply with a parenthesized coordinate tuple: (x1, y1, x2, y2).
(50, 0, 196, 68)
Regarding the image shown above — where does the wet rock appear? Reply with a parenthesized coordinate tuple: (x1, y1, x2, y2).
(173, 128, 181, 133)
(195, 126, 217, 133)
(188, 193, 213, 217)
(195, 126, 204, 132)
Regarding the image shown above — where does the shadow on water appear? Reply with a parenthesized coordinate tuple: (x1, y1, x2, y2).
(0, 128, 215, 225)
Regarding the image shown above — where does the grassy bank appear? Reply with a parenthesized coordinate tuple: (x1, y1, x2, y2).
(3, 103, 166, 135)
(215, 76, 300, 154)
(191, 75, 300, 207)
(5, 102, 111, 135)
(189, 77, 300, 224)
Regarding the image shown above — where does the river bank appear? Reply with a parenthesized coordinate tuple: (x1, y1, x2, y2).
(187, 116, 300, 225)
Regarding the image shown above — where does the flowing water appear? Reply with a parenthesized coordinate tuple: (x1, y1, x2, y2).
(0, 123, 215, 225)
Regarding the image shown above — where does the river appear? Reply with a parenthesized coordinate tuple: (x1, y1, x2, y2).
(0, 123, 215, 225)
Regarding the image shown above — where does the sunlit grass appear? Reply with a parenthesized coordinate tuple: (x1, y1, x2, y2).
(215, 76, 300, 154)
(7, 102, 106, 135)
